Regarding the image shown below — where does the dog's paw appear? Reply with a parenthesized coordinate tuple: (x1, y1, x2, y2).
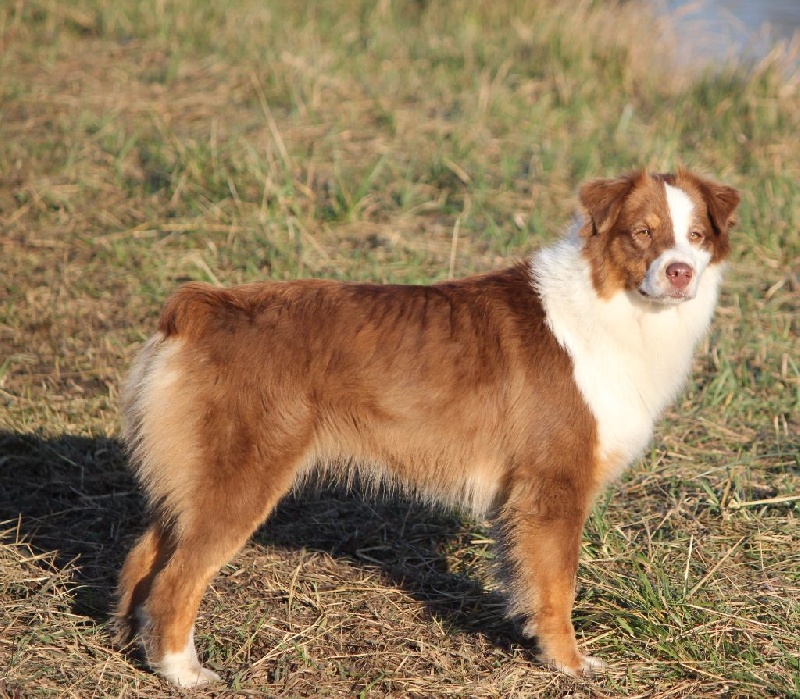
(156, 648, 222, 688)
(577, 654, 606, 675)
(161, 662, 221, 689)
(185, 666, 222, 688)
(554, 653, 606, 678)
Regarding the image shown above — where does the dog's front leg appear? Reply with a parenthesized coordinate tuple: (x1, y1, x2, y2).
(499, 476, 604, 676)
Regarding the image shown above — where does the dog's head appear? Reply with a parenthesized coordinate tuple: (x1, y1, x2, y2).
(578, 170, 740, 304)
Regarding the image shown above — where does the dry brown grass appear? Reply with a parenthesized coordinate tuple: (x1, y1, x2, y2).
(1, 0, 798, 696)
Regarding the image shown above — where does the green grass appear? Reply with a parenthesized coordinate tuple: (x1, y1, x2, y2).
(1, 0, 798, 697)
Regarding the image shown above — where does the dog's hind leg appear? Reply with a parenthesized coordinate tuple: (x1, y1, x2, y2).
(138, 531, 231, 687)
(135, 454, 303, 688)
(138, 503, 281, 685)
(114, 523, 171, 647)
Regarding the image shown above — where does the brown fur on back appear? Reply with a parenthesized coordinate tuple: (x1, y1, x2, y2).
(139, 263, 596, 527)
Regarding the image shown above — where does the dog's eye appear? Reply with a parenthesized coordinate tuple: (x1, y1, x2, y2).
(635, 228, 651, 239)
(689, 230, 704, 241)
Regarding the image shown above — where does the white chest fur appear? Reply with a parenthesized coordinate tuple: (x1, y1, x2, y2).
(532, 234, 722, 481)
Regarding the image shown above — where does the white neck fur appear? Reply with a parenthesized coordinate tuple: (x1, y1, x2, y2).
(531, 227, 723, 480)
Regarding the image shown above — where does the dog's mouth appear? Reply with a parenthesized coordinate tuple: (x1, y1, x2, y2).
(637, 287, 694, 304)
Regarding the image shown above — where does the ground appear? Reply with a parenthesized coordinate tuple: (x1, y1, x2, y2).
(1, 1, 798, 697)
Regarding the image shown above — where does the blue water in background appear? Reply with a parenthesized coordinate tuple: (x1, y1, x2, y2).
(658, 0, 800, 65)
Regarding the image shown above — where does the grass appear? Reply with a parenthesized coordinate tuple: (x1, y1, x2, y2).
(1, 0, 798, 696)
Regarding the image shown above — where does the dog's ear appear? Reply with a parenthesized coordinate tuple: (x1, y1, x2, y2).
(579, 171, 641, 236)
(695, 176, 741, 236)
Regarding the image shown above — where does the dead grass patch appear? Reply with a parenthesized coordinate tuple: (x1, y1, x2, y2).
(1, 0, 798, 696)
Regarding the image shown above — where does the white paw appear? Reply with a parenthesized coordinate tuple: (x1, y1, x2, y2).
(554, 654, 607, 677)
(158, 657, 221, 688)
(155, 633, 222, 688)
(173, 665, 221, 688)
(579, 655, 607, 674)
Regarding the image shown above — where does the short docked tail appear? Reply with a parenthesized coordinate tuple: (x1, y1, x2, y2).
(157, 282, 234, 339)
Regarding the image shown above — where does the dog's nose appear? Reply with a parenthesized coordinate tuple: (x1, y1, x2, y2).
(666, 262, 693, 290)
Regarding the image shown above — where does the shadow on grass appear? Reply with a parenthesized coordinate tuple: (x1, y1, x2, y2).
(0, 431, 530, 656)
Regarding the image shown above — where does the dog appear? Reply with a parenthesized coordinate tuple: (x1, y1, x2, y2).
(114, 169, 739, 687)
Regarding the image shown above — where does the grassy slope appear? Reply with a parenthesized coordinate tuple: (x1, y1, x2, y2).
(1, 0, 798, 696)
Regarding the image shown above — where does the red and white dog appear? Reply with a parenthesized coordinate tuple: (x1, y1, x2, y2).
(115, 169, 739, 687)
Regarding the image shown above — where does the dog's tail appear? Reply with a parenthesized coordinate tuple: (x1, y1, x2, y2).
(157, 282, 237, 339)
(121, 326, 210, 533)
(123, 282, 246, 519)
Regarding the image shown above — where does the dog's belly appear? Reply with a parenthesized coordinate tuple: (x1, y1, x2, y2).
(307, 415, 508, 517)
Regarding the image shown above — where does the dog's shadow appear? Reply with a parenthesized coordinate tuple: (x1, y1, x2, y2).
(0, 430, 524, 656)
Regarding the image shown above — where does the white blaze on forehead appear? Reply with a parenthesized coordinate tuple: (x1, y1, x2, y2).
(665, 182, 694, 244)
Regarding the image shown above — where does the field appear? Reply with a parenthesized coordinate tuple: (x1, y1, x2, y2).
(1, 0, 798, 696)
